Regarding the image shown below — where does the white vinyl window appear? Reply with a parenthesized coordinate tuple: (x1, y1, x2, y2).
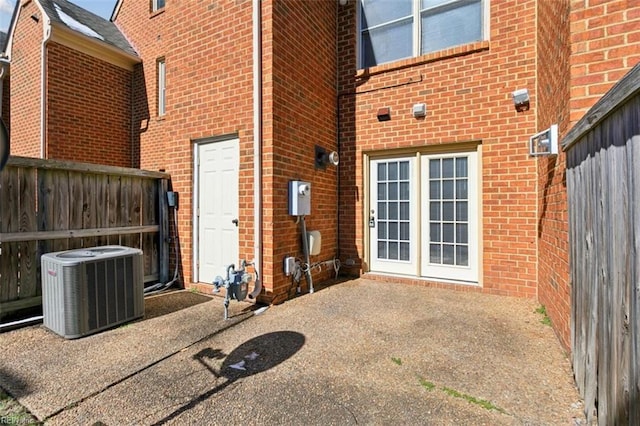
(359, 0, 485, 68)
(152, 0, 165, 12)
(157, 58, 166, 117)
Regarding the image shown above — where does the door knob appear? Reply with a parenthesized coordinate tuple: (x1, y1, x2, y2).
(232, 219, 239, 226)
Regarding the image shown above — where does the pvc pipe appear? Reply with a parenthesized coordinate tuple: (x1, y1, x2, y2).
(0, 316, 43, 331)
(300, 216, 314, 293)
(249, 0, 263, 300)
(39, 10, 52, 159)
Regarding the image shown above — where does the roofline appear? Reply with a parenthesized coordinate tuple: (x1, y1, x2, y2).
(49, 22, 140, 70)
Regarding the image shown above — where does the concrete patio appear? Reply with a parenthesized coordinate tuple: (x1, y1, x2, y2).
(0, 278, 586, 425)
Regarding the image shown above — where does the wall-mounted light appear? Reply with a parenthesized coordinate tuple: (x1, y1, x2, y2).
(512, 88, 530, 112)
(377, 107, 391, 122)
(315, 145, 339, 169)
(529, 124, 558, 156)
(412, 103, 426, 118)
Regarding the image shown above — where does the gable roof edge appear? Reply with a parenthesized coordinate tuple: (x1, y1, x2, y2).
(50, 22, 140, 70)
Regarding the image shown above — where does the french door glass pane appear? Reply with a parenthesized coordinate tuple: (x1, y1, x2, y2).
(376, 160, 411, 262)
(428, 156, 469, 267)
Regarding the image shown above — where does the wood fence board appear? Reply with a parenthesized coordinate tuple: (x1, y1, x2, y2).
(95, 173, 109, 246)
(1, 166, 20, 304)
(82, 173, 97, 248)
(108, 175, 121, 246)
(630, 135, 640, 424)
(130, 177, 143, 250)
(18, 167, 38, 299)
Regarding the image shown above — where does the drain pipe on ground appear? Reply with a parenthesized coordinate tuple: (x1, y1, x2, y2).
(248, 0, 263, 300)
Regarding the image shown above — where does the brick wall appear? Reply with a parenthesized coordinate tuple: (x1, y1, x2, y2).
(115, 0, 337, 302)
(46, 42, 132, 167)
(10, 0, 43, 157)
(113, 0, 169, 170)
(337, 0, 539, 298)
(536, 0, 572, 351)
(116, 0, 255, 294)
(268, 0, 337, 300)
(570, 0, 640, 125)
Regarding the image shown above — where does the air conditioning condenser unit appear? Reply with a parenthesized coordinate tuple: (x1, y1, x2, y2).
(41, 245, 144, 339)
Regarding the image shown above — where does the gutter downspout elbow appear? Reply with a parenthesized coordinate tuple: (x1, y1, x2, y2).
(249, 0, 263, 300)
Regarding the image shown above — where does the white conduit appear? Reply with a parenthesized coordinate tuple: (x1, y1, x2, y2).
(249, 0, 263, 299)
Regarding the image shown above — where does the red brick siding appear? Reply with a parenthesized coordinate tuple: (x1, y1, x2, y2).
(45, 42, 132, 167)
(116, 0, 255, 294)
(570, 0, 640, 124)
(536, 0, 572, 351)
(268, 0, 337, 300)
(338, 0, 539, 298)
(114, 0, 168, 170)
(116, 0, 337, 302)
(10, 0, 44, 157)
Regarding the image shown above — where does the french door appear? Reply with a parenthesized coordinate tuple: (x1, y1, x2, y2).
(369, 151, 479, 283)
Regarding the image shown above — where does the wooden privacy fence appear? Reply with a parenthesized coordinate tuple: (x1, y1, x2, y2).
(0, 156, 171, 320)
(564, 63, 640, 425)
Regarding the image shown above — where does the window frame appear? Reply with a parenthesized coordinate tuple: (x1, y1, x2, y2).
(152, 0, 165, 13)
(157, 58, 166, 117)
(357, 0, 489, 69)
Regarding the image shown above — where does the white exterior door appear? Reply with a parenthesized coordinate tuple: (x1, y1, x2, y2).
(197, 138, 239, 283)
(420, 152, 478, 282)
(369, 157, 417, 275)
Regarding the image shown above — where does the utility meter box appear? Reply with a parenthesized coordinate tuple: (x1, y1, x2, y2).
(288, 180, 311, 216)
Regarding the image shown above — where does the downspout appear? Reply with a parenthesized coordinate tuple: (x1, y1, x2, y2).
(249, 0, 263, 299)
(335, 0, 341, 261)
(40, 19, 52, 159)
(0, 59, 5, 115)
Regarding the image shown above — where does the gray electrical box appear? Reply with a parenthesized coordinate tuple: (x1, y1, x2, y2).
(288, 180, 311, 216)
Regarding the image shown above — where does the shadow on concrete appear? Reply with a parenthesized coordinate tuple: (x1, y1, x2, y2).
(151, 331, 305, 425)
(0, 369, 31, 399)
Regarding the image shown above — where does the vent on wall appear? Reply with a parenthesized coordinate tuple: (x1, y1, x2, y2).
(41, 246, 144, 339)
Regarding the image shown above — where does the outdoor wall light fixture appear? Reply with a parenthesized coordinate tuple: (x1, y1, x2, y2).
(315, 145, 339, 169)
(512, 88, 530, 112)
(529, 124, 558, 156)
(377, 107, 391, 122)
(412, 103, 427, 118)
